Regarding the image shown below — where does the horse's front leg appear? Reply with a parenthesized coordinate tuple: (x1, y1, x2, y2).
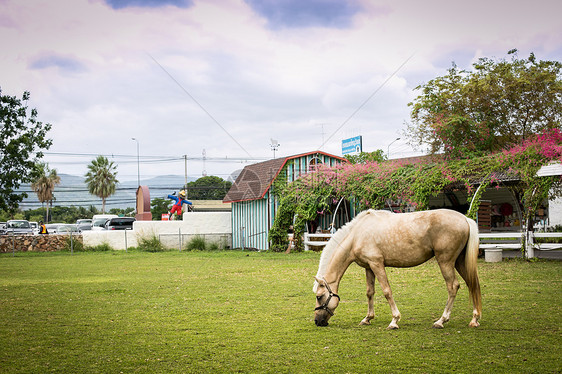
(360, 267, 376, 325)
(370, 263, 401, 329)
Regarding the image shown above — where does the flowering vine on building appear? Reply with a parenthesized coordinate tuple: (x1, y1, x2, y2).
(269, 129, 562, 251)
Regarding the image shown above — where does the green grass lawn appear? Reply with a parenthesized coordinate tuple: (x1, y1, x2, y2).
(1, 250, 560, 373)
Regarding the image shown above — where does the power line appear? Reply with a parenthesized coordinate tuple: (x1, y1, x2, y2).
(319, 52, 416, 150)
(147, 53, 254, 159)
(43, 151, 266, 163)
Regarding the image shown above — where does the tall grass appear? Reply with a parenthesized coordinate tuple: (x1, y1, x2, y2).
(185, 235, 224, 251)
(0, 251, 560, 373)
(136, 234, 166, 252)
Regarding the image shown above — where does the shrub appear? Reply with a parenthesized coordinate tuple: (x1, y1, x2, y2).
(80, 242, 113, 252)
(63, 236, 113, 252)
(207, 241, 221, 251)
(136, 235, 166, 252)
(64, 236, 85, 252)
(186, 235, 207, 251)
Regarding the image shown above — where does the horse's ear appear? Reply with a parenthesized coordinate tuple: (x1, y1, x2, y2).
(313, 277, 322, 293)
(314, 276, 325, 286)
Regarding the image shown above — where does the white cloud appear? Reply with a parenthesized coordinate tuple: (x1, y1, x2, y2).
(1, 0, 561, 180)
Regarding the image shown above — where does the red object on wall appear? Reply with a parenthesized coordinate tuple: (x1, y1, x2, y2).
(135, 186, 153, 221)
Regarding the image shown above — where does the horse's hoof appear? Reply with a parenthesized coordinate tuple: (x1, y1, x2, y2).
(432, 323, 444, 329)
(386, 325, 399, 330)
(359, 320, 371, 326)
(468, 321, 480, 328)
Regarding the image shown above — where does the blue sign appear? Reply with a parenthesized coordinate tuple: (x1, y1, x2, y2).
(342, 136, 363, 155)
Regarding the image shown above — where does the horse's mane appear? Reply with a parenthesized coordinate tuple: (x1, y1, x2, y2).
(313, 209, 378, 292)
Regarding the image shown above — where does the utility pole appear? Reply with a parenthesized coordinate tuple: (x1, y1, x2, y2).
(183, 154, 188, 192)
(131, 138, 140, 187)
(202, 149, 207, 176)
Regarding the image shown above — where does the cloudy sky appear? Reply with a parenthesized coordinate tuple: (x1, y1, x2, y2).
(2, 0, 561, 182)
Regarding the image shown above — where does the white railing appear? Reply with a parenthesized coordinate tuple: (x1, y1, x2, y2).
(303, 231, 562, 258)
(478, 232, 524, 250)
(303, 233, 332, 251)
(479, 231, 562, 250)
(528, 232, 562, 251)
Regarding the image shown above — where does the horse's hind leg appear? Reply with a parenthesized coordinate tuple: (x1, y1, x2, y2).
(370, 263, 401, 329)
(433, 262, 460, 329)
(455, 256, 481, 327)
(360, 267, 376, 326)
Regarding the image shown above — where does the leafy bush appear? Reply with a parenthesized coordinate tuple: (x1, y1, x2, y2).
(136, 235, 166, 252)
(63, 236, 112, 252)
(186, 235, 207, 251)
(64, 236, 84, 252)
(77, 242, 112, 252)
(207, 241, 221, 251)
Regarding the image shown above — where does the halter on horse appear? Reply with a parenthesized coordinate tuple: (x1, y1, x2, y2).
(314, 277, 340, 324)
(313, 209, 482, 329)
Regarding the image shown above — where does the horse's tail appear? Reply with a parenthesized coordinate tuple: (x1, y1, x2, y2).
(465, 217, 482, 318)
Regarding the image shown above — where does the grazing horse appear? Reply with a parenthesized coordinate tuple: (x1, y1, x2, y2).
(313, 209, 482, 329)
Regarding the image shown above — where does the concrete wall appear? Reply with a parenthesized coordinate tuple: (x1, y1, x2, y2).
(82, 212, 231, 250)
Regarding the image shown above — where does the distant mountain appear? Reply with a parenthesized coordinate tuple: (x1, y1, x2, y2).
(19, 174, 197, 210)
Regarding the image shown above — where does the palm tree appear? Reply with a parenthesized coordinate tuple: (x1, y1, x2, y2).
(31, 162, 61, 222)
(84, 156, 118, 213)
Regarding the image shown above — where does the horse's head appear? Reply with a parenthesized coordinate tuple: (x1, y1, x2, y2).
(313, 277, 340, 326)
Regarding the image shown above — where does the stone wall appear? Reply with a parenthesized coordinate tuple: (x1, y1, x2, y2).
(0, 234, 82, 253)
(2, 212, 231, 252)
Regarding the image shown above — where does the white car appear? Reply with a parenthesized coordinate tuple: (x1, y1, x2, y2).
(30, 221, 39, 235)
(2, 220, 33, 235)
(76, 219, 93, 232)
(91, 214, 119, 230)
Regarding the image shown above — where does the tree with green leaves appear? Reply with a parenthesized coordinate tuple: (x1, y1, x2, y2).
(406, 50, 562, 158)
(186, 176, 232, 200)
(0, 88, 52, 214)
(150, 197, 171, 220)
(84, 156, 118, 213)
(31, 162, 60, 222)
(344, 149, 387, 164)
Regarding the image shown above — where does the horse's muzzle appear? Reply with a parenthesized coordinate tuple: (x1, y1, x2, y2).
(315, 318, 329, 327)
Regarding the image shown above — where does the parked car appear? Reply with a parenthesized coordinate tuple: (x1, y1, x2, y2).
(45, 223, 64, 234)
(91, 214, 118, 231)
(76, 219, 92, 232)
(56, 224, 80, 234)
(2, 220, 34, 235)
(104, 217, 136, 230)
(30, 221, 39, 235)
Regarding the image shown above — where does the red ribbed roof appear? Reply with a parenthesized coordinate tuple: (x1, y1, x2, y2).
(223, 151, 346, 203)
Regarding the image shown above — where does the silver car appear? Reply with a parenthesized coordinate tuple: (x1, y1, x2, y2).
(56, 224, 81, 234)
(76, 219, 93, 232)
(2, 220, 34, 235)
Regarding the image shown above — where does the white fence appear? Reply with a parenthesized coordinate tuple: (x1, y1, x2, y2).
(303, 233, 333, 251)
(303, 231, 562, 259)
(478, 232, 524, 250)
(479, 231, 562, 259)
(158, 232, 231, 251)
(83, 212, 231, 250)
